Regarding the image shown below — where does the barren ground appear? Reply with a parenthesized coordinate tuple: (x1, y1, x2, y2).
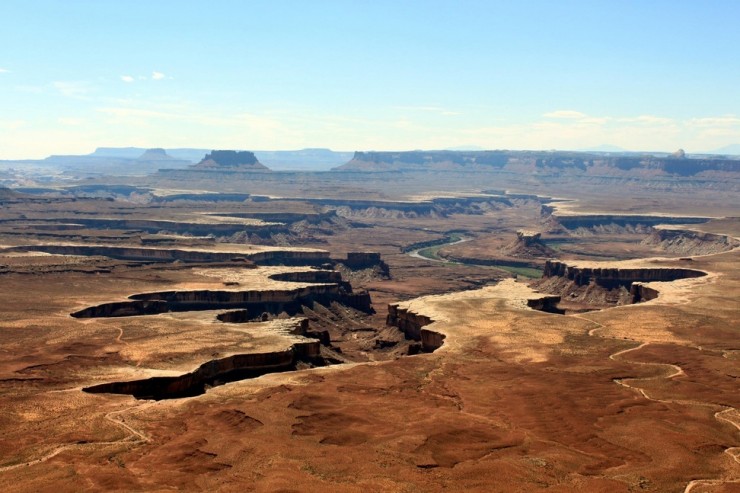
(0, 172, 738, 492)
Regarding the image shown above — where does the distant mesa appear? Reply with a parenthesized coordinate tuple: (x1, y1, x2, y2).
(137, 148, 177, 161)
(333, 149, 740, 177)
(191, 150, 271, 171)
(335, 150, 510, 172)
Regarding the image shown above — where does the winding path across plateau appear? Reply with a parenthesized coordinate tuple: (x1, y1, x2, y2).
(0, 242, 738, 491)
(579, 315, 740, 492)
(0, 400, 153, 473)
(386, 253, 739, 492)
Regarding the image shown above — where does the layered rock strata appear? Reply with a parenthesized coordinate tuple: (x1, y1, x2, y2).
(642, 228, 739, 255)
(191, 150, 270, 171)
(543, 260, 706, 288)
(83, 320, 321, 400)
(539, 260, 707, 307)
(3, 244, 330, 266)
(72, 283, 372, 318)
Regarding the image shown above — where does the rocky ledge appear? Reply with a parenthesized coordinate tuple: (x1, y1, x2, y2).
(543, 260, 706, 287)
(83, 319, 322, 400)
(539, 260, 707, 307)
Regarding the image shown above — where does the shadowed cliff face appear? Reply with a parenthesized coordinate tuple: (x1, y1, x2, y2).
(83, 342, 322, 400)
(386, 304, 438, 352)
(534, 260, 707, 312)
(542, 260, 706, 287)
(0, 217, 288, 236)
(72, 266, 386, 399)
(4, 244, 330, 266)
(641, 228, 739, 255)
(71, 283, 372, 319)
(554, 215, 709, 231)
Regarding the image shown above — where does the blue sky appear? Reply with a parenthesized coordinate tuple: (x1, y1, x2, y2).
(1, 0, 739, 158)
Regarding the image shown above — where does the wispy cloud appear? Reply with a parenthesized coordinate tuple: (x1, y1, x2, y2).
(0, 68, 10, 74)
(462, 110, 740, 152)
(543, 110, 587, 119)
(120, 71, 168, 83)
(689, 115, 740, 127)
(544, 111, 675, 127)
(52, 81, 92, 99)
(618, 115, 674, 125)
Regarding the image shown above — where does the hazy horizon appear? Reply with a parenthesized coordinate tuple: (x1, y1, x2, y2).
(1, 1, 739, 159)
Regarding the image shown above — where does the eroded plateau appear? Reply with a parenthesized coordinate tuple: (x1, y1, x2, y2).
(0, 150, 738, 492)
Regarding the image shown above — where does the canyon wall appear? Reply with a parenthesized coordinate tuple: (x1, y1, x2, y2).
(554, 215, 708, 231)
(72, 283, 372, 318)
(386, 304, 444, 352)
(642, 228, 739, 255)
(83, 342, 320, 400)
(543, 260, 706, 287)
(334, 150, 740, 178)
(4, 244, 331, 266)
(540, 260, 707, 306)
(0, 217, 288, 236)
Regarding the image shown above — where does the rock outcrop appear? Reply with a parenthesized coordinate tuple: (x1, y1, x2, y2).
(500, 230, 555, 258)
(554, 214, 708, 231)
(72, 281, 372, 319)
(83, 320, 323, 400)
(542, 260, 706, 287)
(4, 244, 331, 266)
(336, 150, 509, 172)
(334, 150, 740, 178)
(191, 150, 270, 171)
(641, 228, 739, 256)
(537, 260, 707, 308)
(338, 252, 390, 276)
(386, 304, 443, 353)
(136, 148, 176, 161)
(0, 217, 288, 237)
(526, 295, 564, 314)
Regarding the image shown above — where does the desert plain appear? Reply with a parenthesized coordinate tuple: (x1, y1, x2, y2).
(0, 149, 738, 492)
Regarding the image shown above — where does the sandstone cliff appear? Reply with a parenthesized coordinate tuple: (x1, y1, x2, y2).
(334, 150, 740, 178)
(191, 150, 270, 171)
(500, 230, 555, 258)
(536, 260, 706, 308)
(641, 228, 739, 255)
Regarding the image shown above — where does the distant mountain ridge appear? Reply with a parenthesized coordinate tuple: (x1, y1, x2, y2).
(334, 150, 740, 178)
(90, 147, 352, 170)
(711, 144, 740, 156)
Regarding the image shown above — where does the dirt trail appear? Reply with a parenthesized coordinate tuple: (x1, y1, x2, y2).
(573, 313, 740, 492)
(0, 401, 153, 473)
